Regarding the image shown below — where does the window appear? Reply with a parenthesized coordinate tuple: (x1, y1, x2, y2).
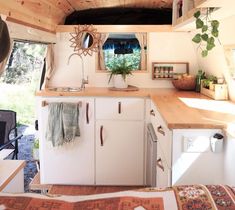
(97, 33, 147, 71)
(224, 45, 235, 78)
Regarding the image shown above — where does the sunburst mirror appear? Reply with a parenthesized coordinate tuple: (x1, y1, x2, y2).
(69, 25, 101, 56)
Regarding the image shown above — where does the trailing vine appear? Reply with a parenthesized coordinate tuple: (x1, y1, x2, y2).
(192, 8, 220, 57)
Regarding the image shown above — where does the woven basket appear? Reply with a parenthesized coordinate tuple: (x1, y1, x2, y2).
(172, 77, 196, 90)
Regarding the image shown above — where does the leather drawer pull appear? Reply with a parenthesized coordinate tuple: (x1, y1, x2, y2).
(86, 102, 89, 124)
(118, 102, 121, 114)
(157, 126, 165, 136)
(157, 158, 164, 171)
(100, 125, 104, 146)
(150, 109, 155, 116)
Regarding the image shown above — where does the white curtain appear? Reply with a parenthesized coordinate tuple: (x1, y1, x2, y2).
(0, 39, 14, 77)
(98, 33, 109, 70)
(135, 33, 147, 70)
(41, 44, 55, 89)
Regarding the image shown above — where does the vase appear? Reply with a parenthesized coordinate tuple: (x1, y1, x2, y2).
(113, 74, 128, 88)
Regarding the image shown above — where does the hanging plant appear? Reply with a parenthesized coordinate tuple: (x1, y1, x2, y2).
(192, 8, 220, 57)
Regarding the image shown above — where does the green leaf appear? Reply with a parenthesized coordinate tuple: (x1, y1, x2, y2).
(196, 18, 204, 29)
(201, 34, 209, 41)
(194, 11, 201, 18)
(206, 42, 215, 51)
(211, 20, 219, 28)
(192, 34, 201, 43)
(202, 50, 208, 57)
(207, 37, 215, 45)
(202, 25, 208, 33)
(212, 29, 219, 37)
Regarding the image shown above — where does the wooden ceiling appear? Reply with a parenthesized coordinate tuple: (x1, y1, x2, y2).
(0, 0, 173, 33)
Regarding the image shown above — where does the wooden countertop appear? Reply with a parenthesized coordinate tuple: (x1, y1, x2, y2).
(0, 160, 26, 191)
(36, 88, 235, 133)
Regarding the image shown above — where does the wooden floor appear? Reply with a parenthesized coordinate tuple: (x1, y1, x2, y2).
(30, 172, 142, 196)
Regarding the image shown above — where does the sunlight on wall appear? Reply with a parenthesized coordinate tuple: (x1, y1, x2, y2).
(172, 135, 210, 185)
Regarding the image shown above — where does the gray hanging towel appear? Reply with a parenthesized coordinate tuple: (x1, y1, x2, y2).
(62, 102, 80, 143)
(46, 103, 64, 147)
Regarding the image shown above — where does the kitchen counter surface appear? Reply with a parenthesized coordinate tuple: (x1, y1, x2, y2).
(36, 88, 235, 133)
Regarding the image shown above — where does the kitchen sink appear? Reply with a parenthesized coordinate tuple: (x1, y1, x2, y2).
(48, 87, 82, 92)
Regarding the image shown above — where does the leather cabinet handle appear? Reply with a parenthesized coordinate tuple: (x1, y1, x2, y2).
(100, 125, 104, 146)
(150, 109, 155, 116)
(157, 158, 164, 171)
(86, 102, 89, 124)
(157, 126, 165, 136)
(118, 102, 121, 114)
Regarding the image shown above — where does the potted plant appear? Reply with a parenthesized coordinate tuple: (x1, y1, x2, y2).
(108, 59, 133, 88)
(192, 8, 220, 57)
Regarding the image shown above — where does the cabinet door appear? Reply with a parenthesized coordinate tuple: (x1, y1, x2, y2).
(96, 97, 145, 120)
(38, 97, 95, 185)
(156, 141, 171, 188)
(96, 120, 144, 185)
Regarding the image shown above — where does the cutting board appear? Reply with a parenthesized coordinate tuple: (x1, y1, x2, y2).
(108, 85, 139, 91)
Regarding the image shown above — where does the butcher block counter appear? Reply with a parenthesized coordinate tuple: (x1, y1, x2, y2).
(36, 87, 235, 134)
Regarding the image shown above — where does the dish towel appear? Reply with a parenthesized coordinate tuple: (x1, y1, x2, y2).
(62, 102, 80, 143)
(46, 102, 80, 147)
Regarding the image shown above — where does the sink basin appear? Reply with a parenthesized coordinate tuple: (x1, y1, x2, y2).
(48, 87, 82, 92)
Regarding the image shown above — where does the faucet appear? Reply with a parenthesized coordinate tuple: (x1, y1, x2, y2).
(81, 76, 89, 90)
(67, 53, 88, 90)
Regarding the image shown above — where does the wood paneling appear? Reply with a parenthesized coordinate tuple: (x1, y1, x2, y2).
(0, 0, 173, 32)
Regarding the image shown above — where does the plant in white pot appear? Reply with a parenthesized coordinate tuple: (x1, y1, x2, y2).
(108, 59, 133, 88)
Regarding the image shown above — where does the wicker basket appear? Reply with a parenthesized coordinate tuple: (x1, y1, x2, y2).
(172, 76, 196, 90)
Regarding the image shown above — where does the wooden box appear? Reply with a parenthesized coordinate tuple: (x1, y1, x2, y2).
(200, 82, 228, 100)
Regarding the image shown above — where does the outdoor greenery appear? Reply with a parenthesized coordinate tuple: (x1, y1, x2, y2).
(192, 9, 220, 57)
(0, 41, 46, 125)
(104, 49, 141, 70)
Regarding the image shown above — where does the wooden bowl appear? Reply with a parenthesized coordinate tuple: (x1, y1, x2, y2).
(172, 76, 196, 90)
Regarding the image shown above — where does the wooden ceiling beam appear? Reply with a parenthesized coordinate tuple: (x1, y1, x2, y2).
(56, 24, 173, 33)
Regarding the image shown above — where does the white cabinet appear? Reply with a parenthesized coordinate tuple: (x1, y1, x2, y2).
(150, 101, 223, 187)
(95, 97, 145, 185)
(37, 97, 95, 185)
(96, 121, 144, 185)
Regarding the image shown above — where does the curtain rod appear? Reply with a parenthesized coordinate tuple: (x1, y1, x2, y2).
(13, 38, 56, 45)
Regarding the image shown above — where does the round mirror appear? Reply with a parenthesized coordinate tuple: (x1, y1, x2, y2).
(81, 32, 94, 49)
(69, 25, 101, 56)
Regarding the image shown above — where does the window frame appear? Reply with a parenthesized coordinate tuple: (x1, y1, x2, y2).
(96, 32, 148, 72)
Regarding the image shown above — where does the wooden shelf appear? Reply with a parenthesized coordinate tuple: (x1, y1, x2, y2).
(172, 0, 235, 31)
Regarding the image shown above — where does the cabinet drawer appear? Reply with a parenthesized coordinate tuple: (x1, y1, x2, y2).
(150, 101, 172, 167)
(96, 97, 145, 120)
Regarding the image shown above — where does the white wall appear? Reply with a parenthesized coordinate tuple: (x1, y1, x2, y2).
(49, 32, 199, 88)
(191, 15, 235, 101)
